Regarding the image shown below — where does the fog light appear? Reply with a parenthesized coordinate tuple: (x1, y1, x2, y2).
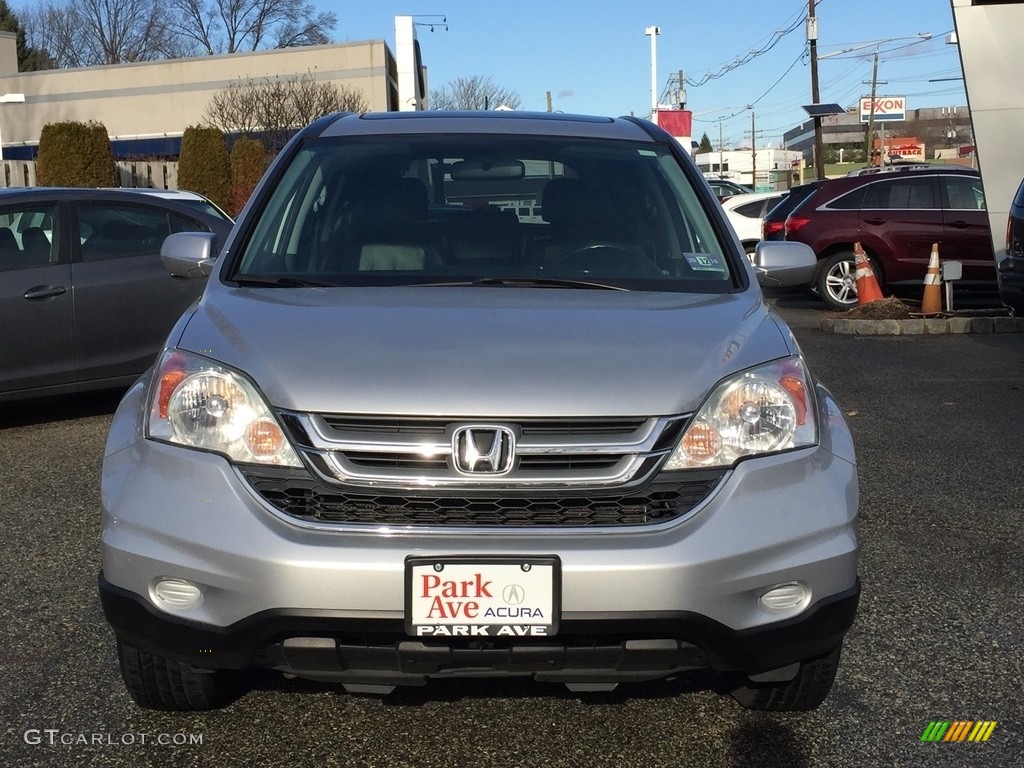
(152, 578, 203, 609)
(759, 582, 810, 613)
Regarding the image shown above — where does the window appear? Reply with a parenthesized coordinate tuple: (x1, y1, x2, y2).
(234, 135, 736, 291)
(0, 204, 58, 270)
(78, 204, 205, 261)
(828, 188, 865, 210)
(734, 200, 766, 218)
(943, 176, 986, 210)
(862, 177, 938, 210)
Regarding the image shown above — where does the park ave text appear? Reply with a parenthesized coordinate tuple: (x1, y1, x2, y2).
(416, 572, 548, 636)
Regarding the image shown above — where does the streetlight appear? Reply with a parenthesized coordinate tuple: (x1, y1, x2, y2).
(0, 92, 26, 163)
(645, 26, 660, 120)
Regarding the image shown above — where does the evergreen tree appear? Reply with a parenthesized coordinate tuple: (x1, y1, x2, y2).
(37, 121, 116, 186)
(699, 133, 714, 153)
(0, 0, 52, 71)
(178, 126, 231, 213)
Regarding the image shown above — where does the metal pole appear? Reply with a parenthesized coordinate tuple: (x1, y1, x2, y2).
(750, 108, 756, 188)
(808, 0, 824, 180)
(864, 52, 879, 166)
(645, 27, 660, 119)
(719, 118, 725, 176)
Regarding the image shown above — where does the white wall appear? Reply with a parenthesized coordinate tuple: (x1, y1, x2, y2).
(951, 0, 1024, 256)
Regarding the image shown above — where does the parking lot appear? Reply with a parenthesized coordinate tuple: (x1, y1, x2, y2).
(1, 298, 1022, 768)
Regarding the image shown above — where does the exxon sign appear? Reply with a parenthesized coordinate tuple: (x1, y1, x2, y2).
(860, 96, 906, 123)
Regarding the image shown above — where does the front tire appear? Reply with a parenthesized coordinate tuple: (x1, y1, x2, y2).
(816, 252, 860, 311)
(728, 645, 843, 711)
(117, 640, 236, 710)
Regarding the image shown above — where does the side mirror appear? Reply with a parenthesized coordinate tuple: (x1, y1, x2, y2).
(161, 232, 218, 279)
(752, 241, 818, 288)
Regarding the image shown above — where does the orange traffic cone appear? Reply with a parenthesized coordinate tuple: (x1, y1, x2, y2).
(854, 243, 883, 305)
(920, 243, 942, 315)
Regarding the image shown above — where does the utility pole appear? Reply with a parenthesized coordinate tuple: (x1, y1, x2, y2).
(808, 0, 824, 180)
(863, 53, 881, 166)
(749, 107, 757, 189)
(546, 90, 553, 113)
(718, 117, 725, 175)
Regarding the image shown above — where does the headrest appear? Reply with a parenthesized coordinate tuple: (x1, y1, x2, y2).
(541, 178, 607, 227)
(365, 178, 429, 225)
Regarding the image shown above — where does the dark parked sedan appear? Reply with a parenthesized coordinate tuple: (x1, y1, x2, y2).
(761, 182, 825, 242)
(999, 176, 1024, 314)
(0, 188, 233, 400)
(705, 177, 754, 201)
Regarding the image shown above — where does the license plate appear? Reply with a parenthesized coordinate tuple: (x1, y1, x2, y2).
(405, 556, 560, 638)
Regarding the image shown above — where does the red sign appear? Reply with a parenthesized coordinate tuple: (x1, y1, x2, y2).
(656, 109, 693, 138)
(874, 137, 925, 159)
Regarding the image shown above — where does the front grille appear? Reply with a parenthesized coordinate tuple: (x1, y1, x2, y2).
(343, 453, 621, 472)
(319, 416, 648, 437)
(241, 467, 724, 527)
(283, 412, 689, 489)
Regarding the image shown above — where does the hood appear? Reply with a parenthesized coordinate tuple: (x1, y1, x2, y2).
(176, 285, 793, 417)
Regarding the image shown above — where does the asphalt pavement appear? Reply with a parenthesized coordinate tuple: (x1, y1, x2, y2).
(1, 295, 1022, 768)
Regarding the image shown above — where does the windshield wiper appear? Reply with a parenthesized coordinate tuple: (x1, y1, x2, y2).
(230, 275, 332, 287)
(423, 277, 630, 291)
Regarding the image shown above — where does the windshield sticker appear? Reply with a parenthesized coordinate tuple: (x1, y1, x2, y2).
(683, 253, 725, 272)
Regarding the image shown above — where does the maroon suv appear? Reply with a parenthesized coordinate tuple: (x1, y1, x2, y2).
(778, 166, 995, 310)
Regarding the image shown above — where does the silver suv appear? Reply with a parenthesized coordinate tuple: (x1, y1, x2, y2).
(99, 111, 860, 712)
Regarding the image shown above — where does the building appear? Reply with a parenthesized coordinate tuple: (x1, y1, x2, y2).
(694, 148, 804, 191)
(783, 105, 975, 170)
(0, 17, 429, 162)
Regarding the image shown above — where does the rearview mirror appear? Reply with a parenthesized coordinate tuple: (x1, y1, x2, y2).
(450, 160, 525, 181)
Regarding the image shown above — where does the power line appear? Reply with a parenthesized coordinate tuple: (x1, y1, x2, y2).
(684, 13, 806, 89)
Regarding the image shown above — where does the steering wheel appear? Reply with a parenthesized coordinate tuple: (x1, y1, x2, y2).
(556, 243, 661, 278)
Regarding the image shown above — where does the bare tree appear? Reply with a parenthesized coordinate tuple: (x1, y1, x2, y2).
(19, 0, 181, 66)
(205, 72, 367, 151)
(430, 76, 522, 111)
(167, 0, 336, 55)
(19, 0, 335, 65)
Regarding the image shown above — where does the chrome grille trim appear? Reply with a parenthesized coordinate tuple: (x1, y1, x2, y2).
(280, 412, 688, 489)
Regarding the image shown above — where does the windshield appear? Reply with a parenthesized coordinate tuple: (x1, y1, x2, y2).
(231, 135, 738, 292)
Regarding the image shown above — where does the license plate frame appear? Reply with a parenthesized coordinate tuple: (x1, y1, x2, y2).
(405, 555, 560, 638)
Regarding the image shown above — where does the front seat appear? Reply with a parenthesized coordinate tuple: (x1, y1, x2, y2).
(21, 227, 51, 264)
(527, 178, 623, 270)
(0, 227, 22, 268)
(346, 178, 442, 271)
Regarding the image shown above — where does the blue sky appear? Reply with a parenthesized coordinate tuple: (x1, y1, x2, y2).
(326, 0, 965, 148)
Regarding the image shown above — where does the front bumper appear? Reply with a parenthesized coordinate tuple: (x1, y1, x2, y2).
(100, 574, 859, 685)
(100, 380, 860, 685)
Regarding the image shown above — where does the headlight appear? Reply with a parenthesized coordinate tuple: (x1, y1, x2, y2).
(147, 350, 301, 467)
(663, 357, 817, 470)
